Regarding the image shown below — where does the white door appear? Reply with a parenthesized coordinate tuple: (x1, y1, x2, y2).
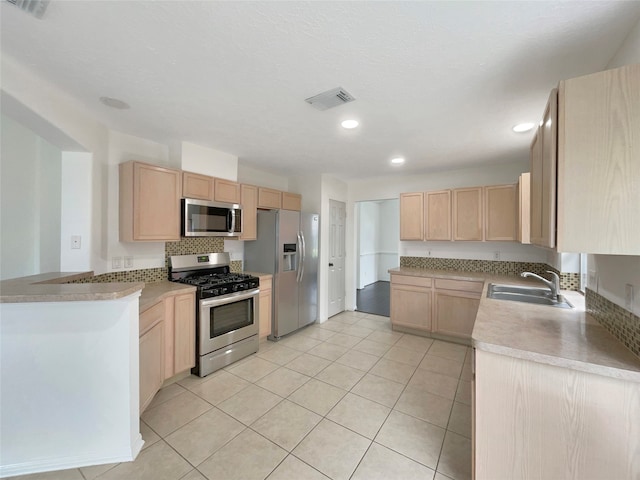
(328, 199, 346, 317)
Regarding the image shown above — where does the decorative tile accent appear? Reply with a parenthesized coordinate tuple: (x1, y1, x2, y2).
(560, 272, 581, 291)
(399, 257, 548, 276)
(70, 237, 227, 284)
(230, 260, 243, 273)
(586, 288, 640, 358)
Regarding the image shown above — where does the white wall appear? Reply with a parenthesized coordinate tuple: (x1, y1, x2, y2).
(181, 141, 238, 181)
(60, 152, 92, 272)
(238, 164, 289, 191)
(0, 114, 61, 280)
(2, 54, 110, 273)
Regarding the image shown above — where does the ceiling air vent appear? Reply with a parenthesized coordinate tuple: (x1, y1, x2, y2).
(5, 0, 49, 18)
(305, 87, 355, 111)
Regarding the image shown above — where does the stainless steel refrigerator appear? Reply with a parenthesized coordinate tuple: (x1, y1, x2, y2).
(244, 210, 319, 339)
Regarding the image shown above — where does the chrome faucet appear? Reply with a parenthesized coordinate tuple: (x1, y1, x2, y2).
(520, 271, 560, 300)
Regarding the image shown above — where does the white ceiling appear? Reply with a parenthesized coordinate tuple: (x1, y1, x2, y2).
(1, 1, 639, 180)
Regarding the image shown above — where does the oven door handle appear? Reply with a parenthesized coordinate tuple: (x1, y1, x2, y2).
(200, 288, 260, 308)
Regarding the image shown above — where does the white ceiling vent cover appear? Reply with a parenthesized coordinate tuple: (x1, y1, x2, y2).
(305, 87, 355, 111)
(5, 0, 49, 18)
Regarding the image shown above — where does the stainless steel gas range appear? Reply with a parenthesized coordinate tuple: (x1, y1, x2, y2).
(169, 252, 259, 377)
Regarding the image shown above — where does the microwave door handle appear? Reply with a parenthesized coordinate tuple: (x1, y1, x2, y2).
(228, 210, 235, 233)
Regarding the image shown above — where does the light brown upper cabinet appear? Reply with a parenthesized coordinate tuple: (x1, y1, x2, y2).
(425, 190, 452, 240)
(530, 89, 557, 249)
(453, 187, 483, 241)
(400, 192, 425, 240)
(556, 64, 640, 254)
(182, 171, 214, 201)
(257, 187, 282, 209)
(239, 184, 258, 241)
(484, 184, 517, 241)
(214, 178, 241, 204)
(517, 173, 531, 244)
(119, 161, 181, 242)
(282, 192, 302, 211)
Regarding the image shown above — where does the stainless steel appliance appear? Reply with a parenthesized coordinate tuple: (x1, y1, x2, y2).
(169, 252, 259, 377)
(182, 198, 242, 237)
(244, 210, 319, 339)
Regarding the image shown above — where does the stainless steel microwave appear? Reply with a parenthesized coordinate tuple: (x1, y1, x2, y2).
(182, 198, 242, 237)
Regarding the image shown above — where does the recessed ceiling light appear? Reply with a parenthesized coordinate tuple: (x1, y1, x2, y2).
(391, 157, 405, 165)
(341, 119, 359, 129)
(512, 122, 535, 133)
(100, 96, 130, 110)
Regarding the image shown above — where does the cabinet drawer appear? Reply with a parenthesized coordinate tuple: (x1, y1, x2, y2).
(140, 301, 164, 336)
(391, 275, 432, 288)
(434, 278, 483, 294)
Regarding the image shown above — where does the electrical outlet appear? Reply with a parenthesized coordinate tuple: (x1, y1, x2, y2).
(112, 257, 122, 269)
(124, 256, 134, 268)
(71, 235, 81, 249)
(427, 250, 432, 257)
(625, 284, 634, 311)
(493, 251, 500, 260)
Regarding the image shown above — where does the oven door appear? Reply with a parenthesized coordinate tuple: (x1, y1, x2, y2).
(199, 288, 259, 354)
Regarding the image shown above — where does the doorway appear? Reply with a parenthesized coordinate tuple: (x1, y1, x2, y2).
(356, 199, 399, 317)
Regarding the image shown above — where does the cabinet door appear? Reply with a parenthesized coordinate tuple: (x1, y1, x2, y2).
(214, 178, 241, 204)
(390, 284, 431, 331)
(531, 89, 557, 249)
(453, 187, 483, 241)
(173, 293, 195, 374)
(517, 173, 531, 244)
(139, 321, 164, 413)
(282, 192, 302, 211)
(120, 162, 181, 241)
(182, 171, 214, 201)
(557, 64, 640, 254)
(258, 187, 282, 209)
(239, 184, 258, 241)
(484, 185, 517, 241)
(433, 290, 480, 339)
(259, 289, 272, 339)
(425, 190, 452, 240)
(400, 192, 424, 241)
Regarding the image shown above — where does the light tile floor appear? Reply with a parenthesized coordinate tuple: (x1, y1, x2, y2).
(13, 311, 473, 480)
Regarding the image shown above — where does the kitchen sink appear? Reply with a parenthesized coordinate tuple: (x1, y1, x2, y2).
(487, 283, 573, 309)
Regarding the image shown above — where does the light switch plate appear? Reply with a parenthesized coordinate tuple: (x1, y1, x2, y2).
(124, 256, 133, 268)
(71, 235, 81, 249)
(112, 257, 122, 269)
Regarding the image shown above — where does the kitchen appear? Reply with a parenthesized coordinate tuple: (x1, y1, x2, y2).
(1, 2, 640, 480)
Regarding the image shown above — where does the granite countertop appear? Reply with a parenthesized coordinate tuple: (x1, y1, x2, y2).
(0, 272, 144, 303)
(139, 281, 197, 313)
(389, 267, 640, 382)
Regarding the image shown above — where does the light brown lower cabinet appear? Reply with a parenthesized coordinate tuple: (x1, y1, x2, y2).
(432, 290, 481, 340)
(139, 320, 164, 414)
(140, 290, 195, 414)
(390, 275, 432, 331)
(258, 275, 273, 339)
(390, 274, 482, 343)
(474, 349, 640, 479)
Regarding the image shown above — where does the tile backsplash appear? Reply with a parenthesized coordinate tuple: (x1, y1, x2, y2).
(70, 237, 233, 284)
(400, 256, 549, 277)
(586, 288, 640, 358)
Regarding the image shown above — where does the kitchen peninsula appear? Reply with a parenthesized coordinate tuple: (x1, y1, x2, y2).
(0, 272, 145, 478)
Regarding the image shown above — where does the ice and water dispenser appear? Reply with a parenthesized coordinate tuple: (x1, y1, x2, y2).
(282, 243, 298, 272)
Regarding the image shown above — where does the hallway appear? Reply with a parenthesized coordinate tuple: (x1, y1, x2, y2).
(356, 281, 390, 317)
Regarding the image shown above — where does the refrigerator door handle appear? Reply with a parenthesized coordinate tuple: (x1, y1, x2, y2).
(296, 232, 302, 283)
(299, 230, 306, 283)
